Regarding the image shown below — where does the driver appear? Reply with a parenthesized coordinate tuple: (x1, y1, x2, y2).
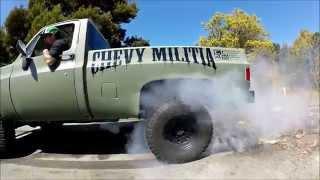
(42, 26, 68, 68)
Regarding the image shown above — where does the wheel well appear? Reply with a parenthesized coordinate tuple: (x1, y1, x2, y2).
(139, 79, 166, 118)
(139, 78, 211, 118)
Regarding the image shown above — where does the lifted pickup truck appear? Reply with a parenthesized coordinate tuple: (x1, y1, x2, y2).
(0, 19, 254, 163)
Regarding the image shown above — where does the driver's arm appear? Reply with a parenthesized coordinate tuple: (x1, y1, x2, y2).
(43, 49, 56, 65)
(43, 39, 67, 66)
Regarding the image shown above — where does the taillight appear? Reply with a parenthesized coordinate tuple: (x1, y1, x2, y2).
(245, 67, 250, 81)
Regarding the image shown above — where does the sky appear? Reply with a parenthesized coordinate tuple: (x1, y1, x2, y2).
(0, 0, 319, 46)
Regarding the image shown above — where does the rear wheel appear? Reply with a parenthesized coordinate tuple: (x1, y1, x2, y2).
(145, 102, 213, 163)
(0, 120, 15, 157)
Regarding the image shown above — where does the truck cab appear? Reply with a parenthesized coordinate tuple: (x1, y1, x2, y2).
(1, 19, 107, 122)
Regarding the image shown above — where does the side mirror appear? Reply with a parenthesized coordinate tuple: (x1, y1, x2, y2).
(16, 40, 27, 56)
(16, 40, 32, 71)
(22, 57, 32, 71)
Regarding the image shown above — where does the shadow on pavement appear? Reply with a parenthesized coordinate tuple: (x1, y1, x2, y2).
(2, 123, 236, 170)
(1, 123, 164, 169)
(9, 123, 138, 158)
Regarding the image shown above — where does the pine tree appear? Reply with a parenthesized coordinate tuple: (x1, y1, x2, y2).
(0, 0, 149, 65)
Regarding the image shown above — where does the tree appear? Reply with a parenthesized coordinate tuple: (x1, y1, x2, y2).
(273, 43, 281, 62)
(27, 0, 139, 47)
(3, 7, 30, 59)
(70, 6, 121, 47)
(199, 9, 274, 56)
(312, 32, 320, 46)
(285, 30, 320, 89)
(0, 0, 149, 65)
(4, 7, 30, 46)
(27, 4, 66, 41)
(309, 32, 320, 89)
(123, 36, 150, 47)
(290, 30, 314, 57)
(0, 29, 10, 66)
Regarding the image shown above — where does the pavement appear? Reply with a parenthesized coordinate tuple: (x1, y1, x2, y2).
(0, 123, 319, 180)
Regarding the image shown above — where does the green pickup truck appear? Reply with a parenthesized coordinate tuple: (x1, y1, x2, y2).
(0, 19, 254, 163)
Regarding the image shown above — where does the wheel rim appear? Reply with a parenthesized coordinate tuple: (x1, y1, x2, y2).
(163, 114, 198, 149)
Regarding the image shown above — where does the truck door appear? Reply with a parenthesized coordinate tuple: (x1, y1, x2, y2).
(10, 21, 82, 121)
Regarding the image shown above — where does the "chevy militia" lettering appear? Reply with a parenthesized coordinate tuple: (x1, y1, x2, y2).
(90, 47, 234, 74)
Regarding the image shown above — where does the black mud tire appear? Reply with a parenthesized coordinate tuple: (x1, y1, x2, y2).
(0, 120, 15, 157)
(145, 102, 213, 163)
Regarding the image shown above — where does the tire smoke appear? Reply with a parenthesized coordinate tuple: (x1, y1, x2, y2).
(126, 55, 318, 155)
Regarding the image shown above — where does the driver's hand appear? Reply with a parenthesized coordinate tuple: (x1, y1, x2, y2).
(43, 49, 56, 65)
(43, 49, 49, 54)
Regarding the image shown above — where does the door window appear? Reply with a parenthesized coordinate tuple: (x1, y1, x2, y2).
(30, 23, 75, 57)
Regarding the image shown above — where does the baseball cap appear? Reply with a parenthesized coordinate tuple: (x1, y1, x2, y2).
(44, 26, 59, 35)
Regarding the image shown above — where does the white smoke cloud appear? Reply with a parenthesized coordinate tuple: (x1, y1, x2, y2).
(126, 54, 318, 155)
(126, 122, 149, 154)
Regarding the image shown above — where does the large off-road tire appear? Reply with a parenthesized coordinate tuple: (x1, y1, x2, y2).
(145, 101, 213, 163)
(0, 120, 15, 156)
